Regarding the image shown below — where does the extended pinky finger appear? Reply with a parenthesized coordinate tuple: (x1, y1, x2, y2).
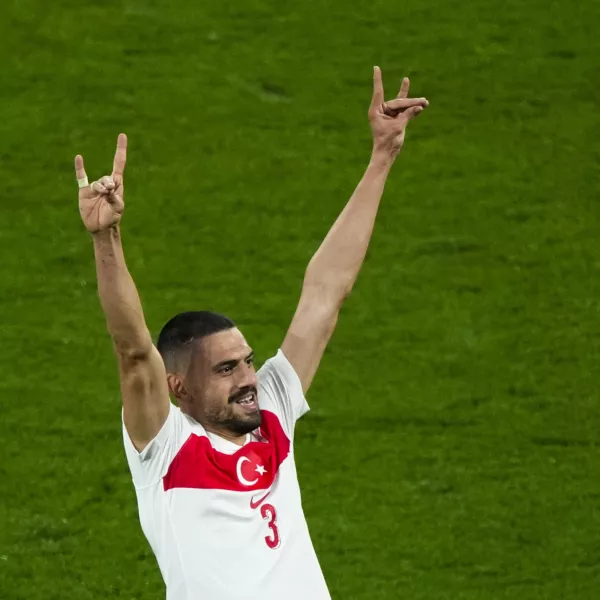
(74, 155, 89, 187)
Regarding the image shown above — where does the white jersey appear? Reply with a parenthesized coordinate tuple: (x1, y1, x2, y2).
(122, 349, 331, 600)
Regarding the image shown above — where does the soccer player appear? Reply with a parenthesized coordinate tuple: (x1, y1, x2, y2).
(74, 68, 428, 600)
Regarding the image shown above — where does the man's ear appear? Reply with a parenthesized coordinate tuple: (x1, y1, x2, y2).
(167, 373, 188, 403)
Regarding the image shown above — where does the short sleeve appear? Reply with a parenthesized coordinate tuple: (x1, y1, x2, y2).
(122, 403, 192, 489)
(257, 349, 310, 439)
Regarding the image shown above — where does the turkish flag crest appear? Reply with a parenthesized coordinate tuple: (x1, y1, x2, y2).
(236, 450, 269, 487)
(163, 410, 290, 492)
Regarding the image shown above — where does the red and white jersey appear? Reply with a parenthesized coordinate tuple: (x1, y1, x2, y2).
(122, 349, 331, 600)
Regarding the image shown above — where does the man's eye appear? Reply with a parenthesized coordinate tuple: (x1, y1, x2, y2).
(221, 365, 233, 374)
(246, 357, 254, 365)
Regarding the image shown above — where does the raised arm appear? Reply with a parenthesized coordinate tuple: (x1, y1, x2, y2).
(75, 135, 170, 451)
(281, 67, 429, 393)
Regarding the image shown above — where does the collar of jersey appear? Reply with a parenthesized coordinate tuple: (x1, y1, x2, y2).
(205, 430, 260, 454)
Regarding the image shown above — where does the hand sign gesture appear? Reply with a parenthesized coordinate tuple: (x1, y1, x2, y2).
(368, 67, 428, 160)
(75, 134, 128, 234)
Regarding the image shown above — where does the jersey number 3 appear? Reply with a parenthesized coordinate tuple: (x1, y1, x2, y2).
(260, 503, 280, 549)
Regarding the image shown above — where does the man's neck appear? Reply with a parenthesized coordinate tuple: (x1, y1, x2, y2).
(179, 406, 249, 446)
(204, 425, 247, 446)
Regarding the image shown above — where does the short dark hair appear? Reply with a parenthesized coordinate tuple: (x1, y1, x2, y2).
(157, 311, 236, 371)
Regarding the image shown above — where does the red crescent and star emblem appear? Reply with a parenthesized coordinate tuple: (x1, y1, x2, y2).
(236, 453, 268, 486)
(163, 410, 290, 493)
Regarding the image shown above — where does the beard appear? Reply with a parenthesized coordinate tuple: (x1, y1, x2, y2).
(220, 408, 263, 435)
(219, 385, 262, 435)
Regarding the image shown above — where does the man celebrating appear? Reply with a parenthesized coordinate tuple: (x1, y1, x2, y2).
(74, 68, 428, 600)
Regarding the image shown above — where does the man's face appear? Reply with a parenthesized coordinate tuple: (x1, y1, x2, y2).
(181, 328, 260, 438)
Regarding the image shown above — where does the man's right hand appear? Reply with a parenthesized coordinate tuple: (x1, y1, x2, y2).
(77, 132, 170, 452)
(75, 133, 127, 234)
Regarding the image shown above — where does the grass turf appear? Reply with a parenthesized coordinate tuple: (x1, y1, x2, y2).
(1, 0, 600, 598)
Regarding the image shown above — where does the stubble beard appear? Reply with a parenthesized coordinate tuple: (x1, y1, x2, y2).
(221, 407, 263, 435)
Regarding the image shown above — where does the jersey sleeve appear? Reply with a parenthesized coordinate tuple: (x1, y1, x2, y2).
(257, 349, 310, 439)
(122, 402, 192, 489)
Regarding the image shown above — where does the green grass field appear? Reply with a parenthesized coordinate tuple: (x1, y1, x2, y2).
(1, 0, 600, 598)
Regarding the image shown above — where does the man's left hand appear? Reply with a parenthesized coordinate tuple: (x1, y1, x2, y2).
(368, 66, 429, 162)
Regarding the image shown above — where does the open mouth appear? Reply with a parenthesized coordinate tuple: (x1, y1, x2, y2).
(233, 392, 258, 412)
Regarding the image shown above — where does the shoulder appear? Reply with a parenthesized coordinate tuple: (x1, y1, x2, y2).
(257, 350, 309, 438)
(122, 402, 205, 488)
(257, 349, 302, 386)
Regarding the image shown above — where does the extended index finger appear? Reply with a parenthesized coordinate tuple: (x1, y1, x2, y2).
(370, 66, 385, 109)
(112, 133, 128, 179)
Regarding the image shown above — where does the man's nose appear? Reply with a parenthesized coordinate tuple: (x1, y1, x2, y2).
(234, 366, 257, 390)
